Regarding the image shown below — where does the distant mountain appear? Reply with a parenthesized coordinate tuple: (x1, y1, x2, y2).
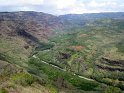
(0, 11, 62, 44)
(0, 11, 124, 43)
(59, 12, 124, 28)
(60, 12, 124, 20)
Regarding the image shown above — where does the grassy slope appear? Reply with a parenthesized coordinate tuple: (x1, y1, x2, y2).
(0, 35, 32, 66)
(0, 35, 56, 93)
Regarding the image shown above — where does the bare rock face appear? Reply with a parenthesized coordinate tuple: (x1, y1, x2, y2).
(0, 11, 62, 44)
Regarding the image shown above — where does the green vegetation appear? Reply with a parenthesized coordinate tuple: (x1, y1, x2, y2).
(104, 86, 121, 93)
(11, 73, 37, 86)
(0, 36, 32, 66)
(35, 42, 54, 51)
(0, 88, 8, 93)
(28, 58, 101, 91)
(36, 18, 124, 92)
(116, 40, 124, 53)
(0, 12, 124, 93)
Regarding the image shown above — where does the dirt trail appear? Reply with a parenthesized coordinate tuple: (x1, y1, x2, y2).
(33, 55, 94, 81)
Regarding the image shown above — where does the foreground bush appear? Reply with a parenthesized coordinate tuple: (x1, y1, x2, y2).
(11, 73, 37, 86)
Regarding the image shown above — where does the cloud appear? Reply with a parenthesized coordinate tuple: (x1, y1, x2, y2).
(88, 0, 117, 8)
(0, 0, 123, 15)
(56, 0, 76, 9)
(0, 0, 44, 6)
(120, 3, 124, 7)
(88, 0, 106, 7)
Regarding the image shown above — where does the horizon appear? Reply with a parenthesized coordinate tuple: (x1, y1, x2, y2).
(0, 11, 124, 16)
(0, 0, 124, 15)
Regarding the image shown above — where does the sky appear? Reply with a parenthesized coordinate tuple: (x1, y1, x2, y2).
(0, 0, 124, 15)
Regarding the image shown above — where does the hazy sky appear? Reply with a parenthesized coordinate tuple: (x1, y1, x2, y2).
(0, 0, 124, 15)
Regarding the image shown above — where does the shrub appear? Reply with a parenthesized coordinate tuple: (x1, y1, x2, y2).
(11, 73, 37, 86)
(0, 88, 8, 93)
(104, 86, 121, 93)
